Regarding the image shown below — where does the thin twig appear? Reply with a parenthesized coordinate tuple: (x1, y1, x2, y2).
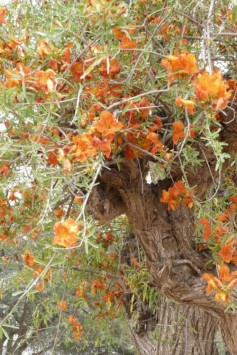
(107, 89, 169, 110)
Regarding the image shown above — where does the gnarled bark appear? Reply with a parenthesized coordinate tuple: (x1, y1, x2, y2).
(154, 296, 219, 355)
(88, 104, 237, 354)
(126, 293, 220, 355)
(121, 233, 220, 355)
(93, 163, 220, 312)
(220, 313, 237, 355)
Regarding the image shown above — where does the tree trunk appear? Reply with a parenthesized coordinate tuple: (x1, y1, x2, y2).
(220, 313, 237, 355)
(132, 333, 156, 355)
(154, 296, 219, 355)
(88, 157, 237, 354)
(121, 233, 220, 355)
(128, 294, 219, 355)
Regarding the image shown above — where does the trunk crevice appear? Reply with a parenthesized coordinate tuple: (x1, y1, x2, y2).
(88, 155, 237, 353)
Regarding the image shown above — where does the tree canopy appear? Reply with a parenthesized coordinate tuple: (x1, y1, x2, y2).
(0, 0, 237, 354)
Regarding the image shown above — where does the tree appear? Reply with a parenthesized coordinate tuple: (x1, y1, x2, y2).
(0, 0, 237, 353)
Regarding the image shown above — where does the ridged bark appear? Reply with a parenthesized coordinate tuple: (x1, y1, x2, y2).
(220, 313, 237, 355)
(129, 297, 220, 355)
(88, 105, 237, 354)
(121, 234, 220, 355)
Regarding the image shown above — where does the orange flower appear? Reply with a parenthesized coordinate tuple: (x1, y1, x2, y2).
(105, 232, 113, 241)
(214, 225, 227, 243)
(32, 134, 49, 145)
(52, 218, 82, 248)
(76, 285, 86, 299)
(113, 27, 126, 40)
(47, 151, 58, 166)
(33, 265, 43, 278)
(113, 26, 134, 40)
(22, 250, 35, 267)
(33, 69, 56, 92)
(94, 111, 123, 139)
(90, 136, 112, 159)
(203, 264, 237, 304)
(216, 211, 229, 222)
(217, 201, 237, 223)
(146, 132, 163, 155)
(85, 80, 122, 103)
(68, 315, 76, 324)
(68, 315, 83, 339)
(0, 163, 10, 176)
(37, 40, 51, 58)
(48, 58, 58, 71)
(160, 180, 193, 210)
(0, 7, 7, 24)
(199, 218, 212, 240)
(161, 51, 197, 82)
(131, 257, 139, 268)
(120, 37, 137, 49)
(136, 98, 154, 119)
(175, 96, 195, 114)
(193, 70, 231, 110)
(149, 117, 163, 131)
(57, 300, 67, 311)
(230, 196, 237, 204)
(172, 121, 185, 145)
(4, 63, 32, 88)
(71, 321, 83, 339)
(203, 273, 219, 294)
(71, 130, 115, 161)
(160, 189, 178, 211)
(35, 283, 44, 292)
(103, 291, 115, 304)
(219, 244, 233, 263)
(61, 42, 73, 64)
(70, 61, 85, 81)
(70, 133, 97, 162)
(215, 291, 230, 304)
(99, 58, 120, 79)
(91, 279, 107, 295)
(217, 264, 233, 283)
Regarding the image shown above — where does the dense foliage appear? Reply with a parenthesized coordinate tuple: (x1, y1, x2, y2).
(0, 0, 237, 353)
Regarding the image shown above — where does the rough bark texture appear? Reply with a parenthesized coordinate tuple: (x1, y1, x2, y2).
(220, 314, 237, 355)
(125, 292, 220, 355)
(154, 296, 219, 355)
(121, 234, 220, 355)
(88, 104, 237, 354)
(131, 333, 156, 355)
(90, 163, 220, 310)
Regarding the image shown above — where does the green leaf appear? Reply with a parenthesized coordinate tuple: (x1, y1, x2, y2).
(3, 325, 19, 329)
(0, 327, 9, 339)
(80, 56, 106, 79)
(12, 290, 24, 297)
(142, 284, 148, 301)
(232, 5, 237, 22)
